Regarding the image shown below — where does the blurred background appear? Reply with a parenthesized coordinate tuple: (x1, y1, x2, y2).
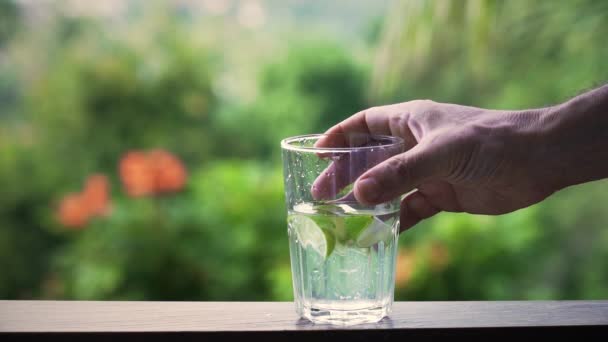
(1, 0, 608, 301)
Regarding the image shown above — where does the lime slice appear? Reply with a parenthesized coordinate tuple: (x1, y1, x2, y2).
(288, 214, 336, 258)
(309, 215, 337, 232)
(341, 215, 374, 243)
(291, 202, 394, 250)
(355, 217, 394, 247)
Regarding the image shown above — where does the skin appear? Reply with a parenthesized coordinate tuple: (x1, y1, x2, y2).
(314, 84, 608, 231)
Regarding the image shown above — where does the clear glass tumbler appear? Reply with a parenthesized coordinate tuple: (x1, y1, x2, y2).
(281, 133, 404, 325)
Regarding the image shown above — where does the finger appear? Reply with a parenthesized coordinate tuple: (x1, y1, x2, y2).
(354, 142, 447, 205)
(312, 105, 415, 200)
(400, 191, 441, 232)
(311, 154, 355, 200)
(315, 107, 396, 148)
(311, 111, 372, 168)
(311, 139, 406, 200)
(311, 150, 387, 200)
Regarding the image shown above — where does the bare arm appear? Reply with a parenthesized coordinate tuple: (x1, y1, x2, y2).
(537, 84, 608, 190)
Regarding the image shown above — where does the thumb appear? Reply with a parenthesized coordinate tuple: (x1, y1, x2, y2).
(354, 143, 446, 205)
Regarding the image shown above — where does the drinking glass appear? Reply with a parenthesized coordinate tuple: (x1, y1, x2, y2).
(281, 133, 404, 325)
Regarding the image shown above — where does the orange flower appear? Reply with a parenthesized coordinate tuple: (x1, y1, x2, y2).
(119, 149, 187, 197)
(119, 151, 156, 197)
(82, 174, 111, 216)
(57, 193, 89, 229)
(56, 174, 111, 229)
(150, 149, 187, 193)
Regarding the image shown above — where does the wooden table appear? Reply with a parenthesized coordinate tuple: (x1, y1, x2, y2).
(1, 301, 607, 339)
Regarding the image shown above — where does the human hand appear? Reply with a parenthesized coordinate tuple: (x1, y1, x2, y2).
(313, 100, 557, 231)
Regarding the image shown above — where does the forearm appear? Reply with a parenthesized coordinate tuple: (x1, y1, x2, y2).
(540, 84, 608, 190)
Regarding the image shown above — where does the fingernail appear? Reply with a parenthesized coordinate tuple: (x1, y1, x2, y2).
(356, 177, 380, 203)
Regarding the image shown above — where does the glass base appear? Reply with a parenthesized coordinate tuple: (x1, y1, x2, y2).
(299, 302, 390, 326)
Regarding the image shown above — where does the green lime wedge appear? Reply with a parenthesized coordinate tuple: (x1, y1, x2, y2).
(309, 215, 337, 232)
(288, 214, 336, 258)
(321, 214, 374, 244)
(355, 217, 394, 247)
(342, 215, 374, 243)
(291, 202, 394, 251)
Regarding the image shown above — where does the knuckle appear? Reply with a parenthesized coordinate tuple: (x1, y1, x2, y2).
(387, 156, 411, 183)
(408, 99, 435, 107)
(365, 106, 381, 115)
(388, 112, 403, 126)
(407, 100, 441, 128)
(362, 106, 382, 121)
(388, 111, 411, 139)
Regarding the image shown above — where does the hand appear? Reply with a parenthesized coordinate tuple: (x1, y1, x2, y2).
(315, 100, 557, 231)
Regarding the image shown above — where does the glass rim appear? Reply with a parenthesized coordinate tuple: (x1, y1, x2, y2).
(280, 133, 405, 153)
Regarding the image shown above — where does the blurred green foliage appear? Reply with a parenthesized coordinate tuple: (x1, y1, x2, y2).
(0, 0, 18, 47)
(1, 0, 607, 301)
(373, 0, 608, 107)
(217, 41, 367, 159)
(375, 0, 608, 300)
(55, 162, 285, 300)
